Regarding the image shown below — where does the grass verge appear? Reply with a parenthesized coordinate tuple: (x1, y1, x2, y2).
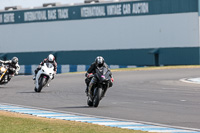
(0, 111, 149, 133)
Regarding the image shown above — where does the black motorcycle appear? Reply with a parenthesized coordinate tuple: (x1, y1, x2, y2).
(87, 66, 112, 107)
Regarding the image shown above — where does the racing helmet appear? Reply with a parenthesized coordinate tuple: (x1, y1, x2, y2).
(95, 56, 104, 67)
(47, 54, 55, 63)
(11, 57, 18, 64)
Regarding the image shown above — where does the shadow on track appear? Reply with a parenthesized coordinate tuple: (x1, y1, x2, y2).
(18, 91, 36, 93)
(0, 86, 12, 89)
(55, 106, 91, 109)
(55, 105, 108, 109)
(0, 86, 7, 89)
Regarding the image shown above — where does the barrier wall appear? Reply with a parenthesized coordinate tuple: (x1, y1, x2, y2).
(19, 64, 138, 75)
(2, 47, 199, 66)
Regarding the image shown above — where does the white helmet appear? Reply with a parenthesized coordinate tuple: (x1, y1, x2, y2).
(47, 54, 55, 62)
(12, 57, 18, 64)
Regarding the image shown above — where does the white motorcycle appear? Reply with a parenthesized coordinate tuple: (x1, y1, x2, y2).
(34, 63, 54, 92)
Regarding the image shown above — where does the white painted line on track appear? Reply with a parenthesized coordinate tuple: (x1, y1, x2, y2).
(180, 77, 200, 84)
(0, 103, 200, 133)
(121, 126, 165, 128)
(90, 122, 144, 125)
(148, 130, 196, 133)
(36, 114, 76, 117)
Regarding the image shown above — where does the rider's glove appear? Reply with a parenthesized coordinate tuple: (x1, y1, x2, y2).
(111, 78, 114, 82)
(15, 71, 18, 75)
(87, 73, 93, 78)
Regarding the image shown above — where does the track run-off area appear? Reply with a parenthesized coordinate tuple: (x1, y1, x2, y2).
(1, 67, 200, 132)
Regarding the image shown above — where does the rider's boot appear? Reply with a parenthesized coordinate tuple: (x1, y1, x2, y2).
(85, 86, 88, 96)
(32, 72, 36, 80)
(33, 69, 39, 80)
(32, 75, 36, 80)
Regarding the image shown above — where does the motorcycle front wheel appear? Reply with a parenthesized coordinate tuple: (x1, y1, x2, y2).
(36, 77, 46, 92)
(34, 87, 38, 92)
(93, 88, 102, 107)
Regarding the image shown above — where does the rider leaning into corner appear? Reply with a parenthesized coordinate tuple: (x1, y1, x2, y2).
(0, 57, 20, 82)
(33, 54, 57, 86)
(85, 56, 114, 101)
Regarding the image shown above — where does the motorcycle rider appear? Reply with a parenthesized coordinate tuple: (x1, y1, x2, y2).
(85, 56, 114, 101)
(0, 57, 20, 82)
(33, 54, 57, 82)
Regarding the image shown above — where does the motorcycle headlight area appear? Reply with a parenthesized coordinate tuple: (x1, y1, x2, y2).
(0, 67, 6, 72)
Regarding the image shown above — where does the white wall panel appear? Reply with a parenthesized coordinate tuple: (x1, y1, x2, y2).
(0, 12, 198, 53)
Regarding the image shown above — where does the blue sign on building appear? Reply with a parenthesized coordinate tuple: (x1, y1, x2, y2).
(0, 0, 198, 25)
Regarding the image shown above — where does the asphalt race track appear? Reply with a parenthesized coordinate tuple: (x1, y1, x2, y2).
(0, 68, 200, 130)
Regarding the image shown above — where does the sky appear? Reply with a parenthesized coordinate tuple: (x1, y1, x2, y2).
(0, 0, 84, 10)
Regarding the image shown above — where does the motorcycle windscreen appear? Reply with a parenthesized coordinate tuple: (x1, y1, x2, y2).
(95, 67, 111, 82)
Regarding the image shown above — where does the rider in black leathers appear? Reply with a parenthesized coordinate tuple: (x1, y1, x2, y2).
(85, 56, 114, 100)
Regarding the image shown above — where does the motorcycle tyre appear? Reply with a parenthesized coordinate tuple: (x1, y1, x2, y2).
(37, 77, 45, 92)
(93, 88, 101, 107)
(0, 73, 9, 85)
(34, 87, 38, 92)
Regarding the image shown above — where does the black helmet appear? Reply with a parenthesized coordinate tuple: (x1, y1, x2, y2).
(12, 57, 18, 64)
(95, 56, 104, 67)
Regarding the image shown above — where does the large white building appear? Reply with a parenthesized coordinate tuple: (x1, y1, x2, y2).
(0, 0, 199, 70)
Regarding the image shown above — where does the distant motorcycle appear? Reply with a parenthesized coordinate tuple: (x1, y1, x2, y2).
(34, 63, 54, 92)
(0, 64, 16, 85)
(0, 64, 9, 85)
(87, 66, 112, 107)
